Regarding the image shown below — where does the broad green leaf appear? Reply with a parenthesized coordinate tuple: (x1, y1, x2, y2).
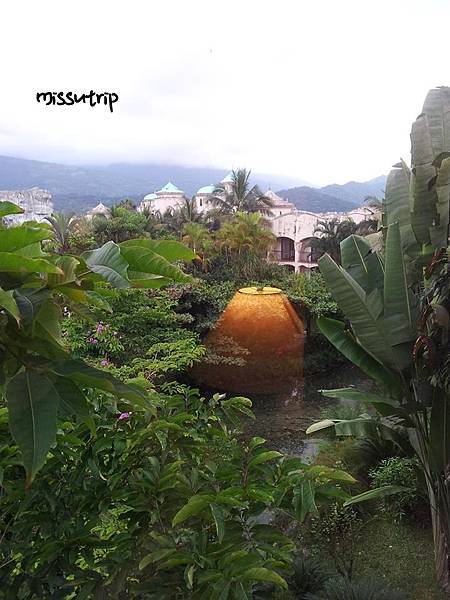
(83, 241, 130, 288)
(0, 253, 63, 274)
(14, 288, 50, 326)
(317, 318, 403, 397)
(340, 235, 384, 294)
(319, 254, 401, 369)
(34, 299, 63, 345)
(240, 568, 287, 590)
(210, 503, 225, 542)
(249, 437, 266, 450)
(305, 419, 336, 435)
(320, 387, 400, 417)
(0, 287, 20, 323)
(120, 238, 196, 261)
(384, 222, 418, 343)
(421, 87, 450, 163)
(0, 225, 51, 252)
(319, 387, 397, 406)
(47, 256, 80, 286)
(248, 451, 283, 467)
(139, 548, 176, 570)
(343, 485, 410, 507)
(120, 245, 190, 283)
(294, 480, 318, 522)
(86, 290, 113, 312)
(53, 376, 92, 421)
(306, 465, 356, 483)
(128, 272, 173, 289)
(0, 200, 24, 217)
(6, 370, 59, 485)
(51, 359, 148, 405)
(172, 494, 213, 526)
(433, 156, 450, 250)
(14, 242, 46, 258)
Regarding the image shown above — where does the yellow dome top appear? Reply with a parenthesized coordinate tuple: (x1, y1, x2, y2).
(238, 286, 281, 295)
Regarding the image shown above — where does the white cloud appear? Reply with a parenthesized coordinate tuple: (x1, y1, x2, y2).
(1, 0, 449, 185)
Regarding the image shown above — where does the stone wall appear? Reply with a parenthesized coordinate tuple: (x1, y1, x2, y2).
(0, 187, 53, 225)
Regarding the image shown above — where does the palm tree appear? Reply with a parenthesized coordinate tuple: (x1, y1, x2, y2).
(311, 218, 357, 263)
(181, 222, 210, 254)
(211, 169, 274, 215)
(45, 211, 75, 254)
(218, 212, 275, 257)
(173, 197, 205, 228)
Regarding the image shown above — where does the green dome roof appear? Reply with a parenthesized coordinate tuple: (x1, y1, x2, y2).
(197, 184, 216, 194)
(157, 182, 184, 194)
(221, 171, 234, 183)
(143, 192, 157, 200)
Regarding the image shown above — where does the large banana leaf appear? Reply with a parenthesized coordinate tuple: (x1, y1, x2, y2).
(383, 222, 418, 344)
(410, 114, 440, 247)
(421, 87, 450, 158)
(340, 235, 384, 294)
(343, 485, 410, 507)
(319, 387, 401, 417)
(431, 156, 450, 249)
(319, 254, 404, 370)
(383, 160, 419, 269)
(316, 317, 403, 397)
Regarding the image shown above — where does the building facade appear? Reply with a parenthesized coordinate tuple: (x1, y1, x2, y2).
(137, 174, 379, 274)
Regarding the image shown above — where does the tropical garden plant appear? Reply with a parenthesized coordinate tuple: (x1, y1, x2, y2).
(211, 169, 274, 215)
(0, 202, 357, 598)
(306, 86, 450, 593)
(45, 211, 75, 254)
(0, 201, 195, 486)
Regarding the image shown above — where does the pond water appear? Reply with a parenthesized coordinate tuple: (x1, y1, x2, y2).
(242, 364, 372, 460)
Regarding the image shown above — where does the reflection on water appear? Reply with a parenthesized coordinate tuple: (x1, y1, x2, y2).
(243, 365, 371, 458)
(191, 286, 372, 459)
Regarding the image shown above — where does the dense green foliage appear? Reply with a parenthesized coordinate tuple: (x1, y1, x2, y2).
(1, 383, 354, 598)
(308, 86, 450, 591)
(0, 201, 360, 599)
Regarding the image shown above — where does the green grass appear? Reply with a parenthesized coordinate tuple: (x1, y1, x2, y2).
(354, 517, 443, 599)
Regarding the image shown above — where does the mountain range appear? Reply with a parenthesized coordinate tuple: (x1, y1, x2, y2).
(277, 175, 386, 213)
(0, 155, 386, 214)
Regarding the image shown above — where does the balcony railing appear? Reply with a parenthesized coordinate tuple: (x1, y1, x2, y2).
(270, 249, 295, 261)
(269, 250, 317, 263)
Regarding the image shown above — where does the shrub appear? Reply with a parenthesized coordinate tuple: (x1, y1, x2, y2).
(287, 555, 332, 598)
(369, 457, 426, 521)
(304, 577, 407, 600)
(308, 504, 363, 580)
(0, 386, 352, 598)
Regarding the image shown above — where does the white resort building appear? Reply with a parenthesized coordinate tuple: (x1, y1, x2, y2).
(138, 182, 186, 214)
(86, 202, 111, 220)
(133, 173, 380, 274)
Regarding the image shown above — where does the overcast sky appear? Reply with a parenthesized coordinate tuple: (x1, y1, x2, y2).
(1, 0, 449, 186)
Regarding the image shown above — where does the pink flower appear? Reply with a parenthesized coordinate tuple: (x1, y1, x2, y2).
(100, 359, 109, 367)
(118, 412, 132, 421)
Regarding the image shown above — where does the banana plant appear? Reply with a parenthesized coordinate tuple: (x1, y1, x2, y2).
(307, 87, 450, 592)
(0, 202, 196, 486)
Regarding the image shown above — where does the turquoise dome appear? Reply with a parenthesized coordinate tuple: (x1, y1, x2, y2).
(157, 182, 184, 194)
(197, 184, 216, 194)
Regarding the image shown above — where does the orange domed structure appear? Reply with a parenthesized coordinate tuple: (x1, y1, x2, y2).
(193, 287, 304, 394)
